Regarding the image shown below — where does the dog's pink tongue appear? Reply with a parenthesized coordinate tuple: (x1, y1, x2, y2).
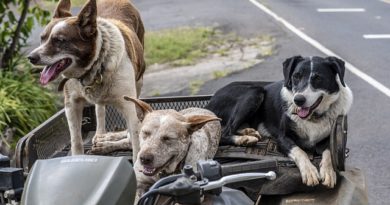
(297, 107, 310, 118)
(40, 65, 56, 85)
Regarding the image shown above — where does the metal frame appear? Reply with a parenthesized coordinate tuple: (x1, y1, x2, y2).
(15, 94, 348, 177)
(15, 95, 213, 172)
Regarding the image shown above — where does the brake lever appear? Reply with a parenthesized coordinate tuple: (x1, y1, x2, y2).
(201, 171, 276, 191)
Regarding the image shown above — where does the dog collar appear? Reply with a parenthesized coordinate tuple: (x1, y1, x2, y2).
(310, 111, 326, 121)
(57, 65, 105, 92)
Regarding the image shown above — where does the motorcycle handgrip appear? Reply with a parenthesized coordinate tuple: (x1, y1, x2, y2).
(220, 159, 278, 177)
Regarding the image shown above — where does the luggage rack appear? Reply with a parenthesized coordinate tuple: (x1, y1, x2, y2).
(15, 94, 338, 172)
(15, 95, 213, 172)
(14, 93, 348, 198)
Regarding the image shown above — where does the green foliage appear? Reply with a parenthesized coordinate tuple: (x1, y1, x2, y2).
(0, 0, 51, 70)
(145, 27, 216, 66)
(0, 0, 57, 145)
(0, 71, 57, 143)
(189, 79, 204, 95)
(213, 70, 231, 79)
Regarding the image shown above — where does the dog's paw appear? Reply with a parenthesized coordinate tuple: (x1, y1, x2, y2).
(89, 142, 113, 154)
(89, 147, 106, 154)
(320, 162, 337, 188)
(299, 161, 320, 186)
(90, 139, 131, 155)
(238, 128, 262, 140)
(233, 135, 259, 146)
(92, 131, 128, 144)
(92, 133, 105, 145)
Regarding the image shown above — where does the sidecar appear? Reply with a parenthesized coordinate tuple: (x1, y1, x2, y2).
(8, 83, 368, 205)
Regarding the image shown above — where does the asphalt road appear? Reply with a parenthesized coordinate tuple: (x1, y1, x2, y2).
(251, 0, 390, 203)
(134, 0, 390, 204)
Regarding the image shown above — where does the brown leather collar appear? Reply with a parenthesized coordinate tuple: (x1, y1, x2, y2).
(57, 64, 104, 92)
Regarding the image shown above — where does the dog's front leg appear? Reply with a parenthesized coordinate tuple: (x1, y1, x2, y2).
(90, 132, 131, 154)
(65, 96, 86, 155)
(92, 104, 106, 145)
(278, 114, 319, 186)
(320, 149, 337, 188)
(118, 101, 141, 163)
(289, 146, 320, 186)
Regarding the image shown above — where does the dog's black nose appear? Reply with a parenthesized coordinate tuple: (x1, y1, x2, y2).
(27, 53, 40, 64)
(294, 94, 306, 106)
(140, 154, 154, 165)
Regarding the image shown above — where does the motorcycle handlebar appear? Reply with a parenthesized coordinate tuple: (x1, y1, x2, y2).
(138, 160, 278, 205)
(220, 159, 278, 177)
(202, 171, 276, 191)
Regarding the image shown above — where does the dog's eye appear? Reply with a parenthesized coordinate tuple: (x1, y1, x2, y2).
(52, 36, 66, 44)
(161, 136, 171, 141)
(293, 73, 301, 84)
(142, 130, 151, 136)
(311, 75, 322, 83)
(141, 130, 151, 139)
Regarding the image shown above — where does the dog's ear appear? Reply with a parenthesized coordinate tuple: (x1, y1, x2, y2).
(77, 0, 97, 39)
(185, 115, 221, 135)
(123, 96, 153, 121)
(326, 56, 346, 87)
(283, 56, 304, 89)
(53, 0, 72, 18)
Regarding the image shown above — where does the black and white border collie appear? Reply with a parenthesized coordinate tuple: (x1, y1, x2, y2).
(206, 56, 353, 188)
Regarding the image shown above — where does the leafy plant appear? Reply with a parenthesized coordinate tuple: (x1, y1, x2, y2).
(0, 0, 51, 70)
(0, 0, 59, 148)
(0, 71, 57, 145)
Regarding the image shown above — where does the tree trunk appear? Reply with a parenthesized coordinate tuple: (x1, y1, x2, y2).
(0, 0, 30, 70)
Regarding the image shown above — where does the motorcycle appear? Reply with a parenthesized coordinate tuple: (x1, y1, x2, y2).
(19, 155, 276, 205)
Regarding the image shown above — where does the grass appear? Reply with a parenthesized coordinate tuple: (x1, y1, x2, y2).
(145, 27, 216, 67)
(213, 70, 231, 79)
(189, 80, 204, 95)
(150, 90, 160, 97)
(256, 35, 276, 58)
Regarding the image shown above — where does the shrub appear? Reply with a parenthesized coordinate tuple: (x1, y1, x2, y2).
(0, 0, 57, 148)
(0, 71, 57, 146)
(0, 0, 51, 70)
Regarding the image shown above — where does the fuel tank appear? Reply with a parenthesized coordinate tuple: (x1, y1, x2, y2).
(21, 155, 136, 205)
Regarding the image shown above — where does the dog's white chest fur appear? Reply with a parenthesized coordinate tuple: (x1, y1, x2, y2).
(290, 116, 332, 146)
(77, 18, 136, 105)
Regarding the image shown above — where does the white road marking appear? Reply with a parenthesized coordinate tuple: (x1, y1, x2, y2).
(363, 34, 390, 39)
(381, 0, 390, 4)
(317, 8, 365, 12)
(248, 0, 390, 98)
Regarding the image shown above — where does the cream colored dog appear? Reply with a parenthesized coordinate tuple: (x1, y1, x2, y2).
(123, 96, 221, 199)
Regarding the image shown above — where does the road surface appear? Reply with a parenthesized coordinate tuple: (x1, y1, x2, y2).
(134, 0, 390, 203)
